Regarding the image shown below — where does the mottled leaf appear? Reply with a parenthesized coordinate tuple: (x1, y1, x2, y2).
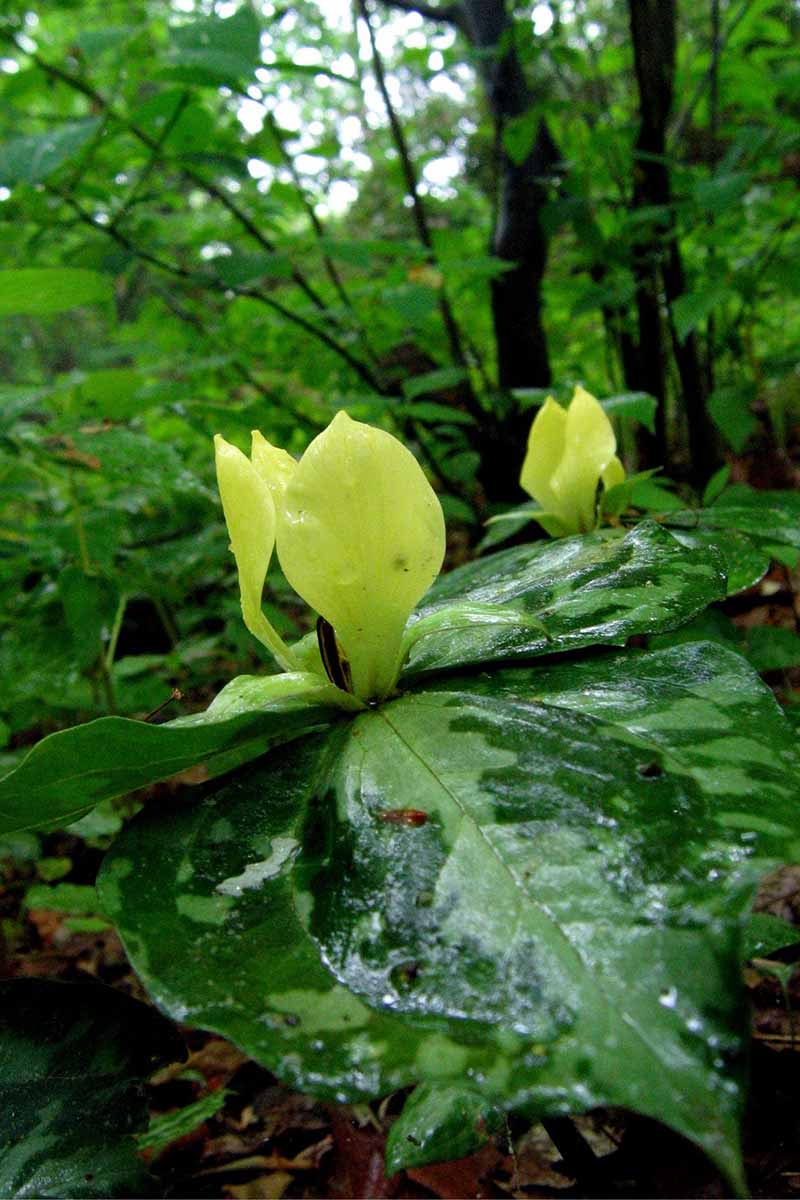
(669, 526, 770, 595)
(99, 643, 799, 1190)
(663, 489, 800, 592)
(386, 1084, 500, 1174)
(0, 979, 183, 1199)
(402, 522, 726, 677)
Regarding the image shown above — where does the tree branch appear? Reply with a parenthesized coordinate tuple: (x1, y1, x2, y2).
(0, 30, 337, 318)
(669, 0, 751, 144)
(262, 109, 365, 327)
(379, 0, 462, 25)
(356, 0, 477, 394)
(155, 288, 320, 433)
(46, 186, 389, 394)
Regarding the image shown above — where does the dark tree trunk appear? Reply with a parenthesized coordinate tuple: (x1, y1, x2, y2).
(461, 0, 557, 391)
(627, 0, 674, 460)
(628, 0, 716, 482)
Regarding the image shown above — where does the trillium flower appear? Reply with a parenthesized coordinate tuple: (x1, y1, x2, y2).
(214, 412, 446, 704)
(520, 386, 625, 536)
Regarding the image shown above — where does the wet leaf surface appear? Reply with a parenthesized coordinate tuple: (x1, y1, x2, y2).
(402, 522, 726, 677)
(0, 979, 183, 1199)
(98, 642, 799, 1190)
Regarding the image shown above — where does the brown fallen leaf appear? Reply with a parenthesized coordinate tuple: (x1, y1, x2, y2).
(406, 1142, 506, 1199)
(225, 1169, 293, 1199)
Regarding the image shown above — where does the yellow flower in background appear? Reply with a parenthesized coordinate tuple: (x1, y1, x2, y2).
(214, 412, 446, 703)
(520, 386, 625, 536)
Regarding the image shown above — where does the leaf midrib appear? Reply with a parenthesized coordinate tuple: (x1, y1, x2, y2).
(376, 696, 681, 1080)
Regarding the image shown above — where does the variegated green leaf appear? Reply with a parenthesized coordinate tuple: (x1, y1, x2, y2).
(669, 526, 770, 595)
(99, 643, 799, 1190)
(402, 522, 726, 678)
(386, 1083, 500, 1173)
(663, 488, 800, 593)
(0, 980, 183, 1199)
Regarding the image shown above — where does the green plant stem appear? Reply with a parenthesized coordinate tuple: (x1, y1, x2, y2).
(153, 597, 180, 650)
(105, 594, 128, 672)
(68, 472, 91, 574)
(98, 657, 117, 715)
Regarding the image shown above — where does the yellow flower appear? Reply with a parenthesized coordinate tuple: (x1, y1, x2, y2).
(214, 412, 446, 703)
(520, 386, 625, 536)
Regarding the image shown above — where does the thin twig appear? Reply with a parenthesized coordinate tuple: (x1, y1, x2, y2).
(156, 288, 320, 433)
(110, 90, 192, 232)
(669, 0, 751, 144)
(45, 185, 389, 392)
(380, 0, 462, 24)
(263, 109, 357, 316)
(356, 0, 477, 395)
(0, 30, 335, 317)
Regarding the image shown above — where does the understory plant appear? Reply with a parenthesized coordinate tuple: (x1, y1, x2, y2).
(2, 410, 799, 1196)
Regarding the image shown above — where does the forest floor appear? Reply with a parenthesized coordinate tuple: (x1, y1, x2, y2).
(3, 509, 800, 1199)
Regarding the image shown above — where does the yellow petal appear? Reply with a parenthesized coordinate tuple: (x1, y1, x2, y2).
(549, 386, 619, 533)
(214, 435, 296, 671)
(250, 429, 297, 501)
(520, 397, 567, 513)
(276, 411, 445, 701)
(601, 454, 625, 491)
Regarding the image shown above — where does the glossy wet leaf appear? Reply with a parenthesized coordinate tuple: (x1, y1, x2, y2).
(0, 979, 183, 1199)
(99, 643, 799, 1190)
(743, 913, 800, 961)
(663, 489, 800, 589)
(668, 525, 770, 595)
(402, 521, 725, 677)
(386, 1084, 500, 1173)
(0, 673, 347, 836)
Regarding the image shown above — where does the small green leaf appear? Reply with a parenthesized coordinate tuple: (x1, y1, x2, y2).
(386, 1084, 500, 1173)
(702, 465, 732, 507)
(401, 368, 469, 402)
(630, 477, 685, 512)
(692, 172, 750, 213)
(0, 979, 183, 1199)
(502, 108, 540, 165)
(59, 566, 120, 670)
(137, 1090, 228, 1156)
(24, 882, 105, 917)
(743, 913, 799, 961)
(745, 626, 800, 672)
(0, 119, 102, 186)
(707, 385, 758, 453)
(672, 282, 732, 342)
(602, 468, 662, 518)
(600, 391, 657, 433)
(164, 7, 261, 86)
(0, 269, 114, 317)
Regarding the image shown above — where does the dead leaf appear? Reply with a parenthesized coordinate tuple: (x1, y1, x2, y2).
(225, 1170, 293, 1199)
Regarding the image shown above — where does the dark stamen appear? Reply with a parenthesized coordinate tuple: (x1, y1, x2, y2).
(316, 616, 353, 693)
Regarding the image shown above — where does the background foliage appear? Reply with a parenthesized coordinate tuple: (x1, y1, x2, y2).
(1, 0, 798, 744)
